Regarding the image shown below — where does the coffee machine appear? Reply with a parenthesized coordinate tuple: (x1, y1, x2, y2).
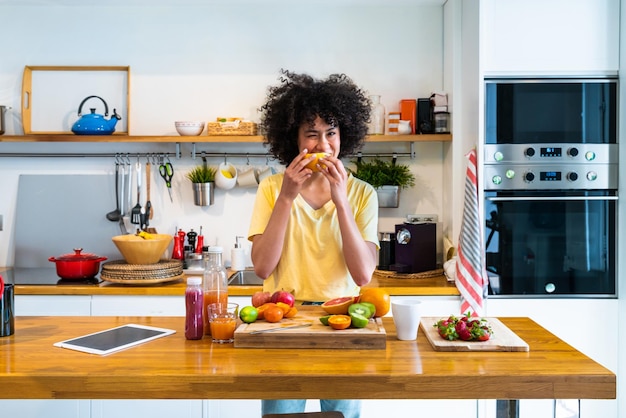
(389, 221, 436, 273)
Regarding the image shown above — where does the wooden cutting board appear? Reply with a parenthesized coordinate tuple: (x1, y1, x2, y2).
(234, 306, 386, 349)
(420, 317, 529, 352)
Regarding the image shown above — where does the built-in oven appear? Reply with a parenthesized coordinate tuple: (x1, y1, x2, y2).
(483, 143, 618, 297)
(485, 77, 618, 144)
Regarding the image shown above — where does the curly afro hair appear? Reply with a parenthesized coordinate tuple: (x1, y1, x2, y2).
(260, 69, 372, 165)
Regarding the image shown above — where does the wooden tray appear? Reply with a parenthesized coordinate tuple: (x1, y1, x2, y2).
(234, 306, 386, 349)
(21, 65, 130, 135)
(420, 317, 529, 352)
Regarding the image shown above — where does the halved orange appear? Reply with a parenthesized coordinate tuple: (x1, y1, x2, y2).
(328, 315, 351, 330)
(321, 296, 357, 315)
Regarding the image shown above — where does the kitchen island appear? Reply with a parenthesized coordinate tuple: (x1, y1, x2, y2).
(0, 315, 615, 403)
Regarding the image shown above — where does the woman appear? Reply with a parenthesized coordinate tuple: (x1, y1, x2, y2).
(247, 70, 379, 418)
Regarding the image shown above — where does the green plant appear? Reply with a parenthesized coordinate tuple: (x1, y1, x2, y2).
(349, 158, 415, 189)
(186, 165, 217, 183)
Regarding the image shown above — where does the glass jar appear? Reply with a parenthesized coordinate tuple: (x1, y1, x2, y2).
(368, 95, 385, 135)
(203, 246, 228, 335)
(185, 276, 204, 340)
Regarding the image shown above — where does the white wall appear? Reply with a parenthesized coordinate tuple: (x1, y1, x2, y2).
(0, 0, 449, 267)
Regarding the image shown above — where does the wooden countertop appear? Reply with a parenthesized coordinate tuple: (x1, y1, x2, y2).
(7, 269, 459, 297)
(0, 315, 614, 400)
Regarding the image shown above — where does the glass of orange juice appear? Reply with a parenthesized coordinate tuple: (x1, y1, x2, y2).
(208, 302, 239, 343)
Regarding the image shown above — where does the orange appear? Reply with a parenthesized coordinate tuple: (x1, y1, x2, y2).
(275, 302, 292, 315)
(283, 306, 298, 318)
(264, 305, 284, 323)
(359, 288, 390, 317)
(304, 153, 328, 171)
(328, 315, 351, 330)
(256, 302, 276, 320)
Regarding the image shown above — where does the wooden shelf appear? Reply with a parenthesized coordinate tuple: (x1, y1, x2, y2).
(0, 133, 452, 143)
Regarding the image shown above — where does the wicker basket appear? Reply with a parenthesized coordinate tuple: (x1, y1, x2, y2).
(206, 121, 258, 136)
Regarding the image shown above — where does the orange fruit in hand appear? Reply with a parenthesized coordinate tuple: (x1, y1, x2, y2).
(263, 305, 284, 323)
(304, 153, 328, 171)
(359, 288, 390, 317)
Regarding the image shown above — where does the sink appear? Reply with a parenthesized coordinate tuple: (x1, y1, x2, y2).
(228, 270, 264, 286)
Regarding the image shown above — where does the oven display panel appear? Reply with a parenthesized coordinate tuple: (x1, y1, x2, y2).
(540, 171, 561, 181)
(540, 147, 562, 157)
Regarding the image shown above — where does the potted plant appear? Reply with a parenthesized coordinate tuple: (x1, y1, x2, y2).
(350, 158, 415, 208)
(186, 165, 217, 206)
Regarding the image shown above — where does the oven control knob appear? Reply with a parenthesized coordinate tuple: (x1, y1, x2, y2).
(524, 147, 535, 157)
(492, 175, 502, 185)
(524, 172, 535, 182)
(568, 147, 579, 157)
(587, 171, 598, 181)
(567, 172, 578, 182)
(494, 151, 504, 162)
(585, 151, 596, 161)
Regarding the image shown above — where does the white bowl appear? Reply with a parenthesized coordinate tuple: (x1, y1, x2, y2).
(175, 121, 204, 136)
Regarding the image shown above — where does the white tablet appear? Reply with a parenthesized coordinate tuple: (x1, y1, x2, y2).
(54, 324, 176, 355)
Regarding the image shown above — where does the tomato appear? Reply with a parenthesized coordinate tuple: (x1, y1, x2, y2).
(358, 288, 390, 317)
(263, 305, 284, 323)
(328, 315, 351, 330)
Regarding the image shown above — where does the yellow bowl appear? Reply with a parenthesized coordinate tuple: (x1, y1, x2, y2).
(112, 234, 173, 265)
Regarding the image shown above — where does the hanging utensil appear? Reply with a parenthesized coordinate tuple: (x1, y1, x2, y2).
(125, 155, 132, 216)
(146, 157, 153, 220)
(106, 157, 122, 222)
(130, 159, 142, 224)
(159, 156, 174, 203)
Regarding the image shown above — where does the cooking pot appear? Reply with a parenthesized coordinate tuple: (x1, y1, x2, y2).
(48, 248, 107, 280)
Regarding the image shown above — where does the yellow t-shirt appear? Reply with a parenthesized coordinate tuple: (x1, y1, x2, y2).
(247, 173, 380, 302)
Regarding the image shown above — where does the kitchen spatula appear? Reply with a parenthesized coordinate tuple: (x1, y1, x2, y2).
(131, 161, 142, 224)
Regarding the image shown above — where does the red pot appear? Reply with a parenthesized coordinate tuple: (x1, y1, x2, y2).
(48, 248, 107, 280)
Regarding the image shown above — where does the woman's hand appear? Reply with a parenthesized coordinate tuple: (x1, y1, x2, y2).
(279, 149, 316, 201)
(318, 155, 349, 207)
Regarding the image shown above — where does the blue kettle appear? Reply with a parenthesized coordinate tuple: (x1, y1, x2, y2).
(71, 95, 121, 135)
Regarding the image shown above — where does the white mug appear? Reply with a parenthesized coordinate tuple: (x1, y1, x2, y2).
(391, 299, 422, 341)
(257, 166, 275, 183)
(214, 162, 237, 190)
(237, 167, 258, 188)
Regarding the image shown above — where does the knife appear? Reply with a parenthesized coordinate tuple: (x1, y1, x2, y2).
(250, 323, 312, 334)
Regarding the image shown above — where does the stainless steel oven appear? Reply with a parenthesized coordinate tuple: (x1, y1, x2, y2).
(483, 143, 618, 297)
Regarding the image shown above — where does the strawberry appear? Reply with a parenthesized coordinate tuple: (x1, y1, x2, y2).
(433, 313, 493, 342)
(455, 320, 473, 340)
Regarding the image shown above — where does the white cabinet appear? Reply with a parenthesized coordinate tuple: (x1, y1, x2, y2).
(481, 0, 619, 74)
(91, 295, 184, 316)
(16, 295, 91, 316)
(91, 400, 203, 418)
(0, 400, 90, 418)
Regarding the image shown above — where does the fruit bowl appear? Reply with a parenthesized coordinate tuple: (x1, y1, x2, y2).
(112, 234, 173, 265)
(175, 121, 205, 136)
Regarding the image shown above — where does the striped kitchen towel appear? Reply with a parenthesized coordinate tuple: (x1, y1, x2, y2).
(455, 148, 488, 317)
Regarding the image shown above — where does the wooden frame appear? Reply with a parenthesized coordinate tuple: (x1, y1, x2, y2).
(21, 65, 130, 135)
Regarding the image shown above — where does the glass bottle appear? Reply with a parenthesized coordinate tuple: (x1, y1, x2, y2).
(203, 246, 228, 335)
(185, 276, 204, 340)
(368, 95, 385, 135)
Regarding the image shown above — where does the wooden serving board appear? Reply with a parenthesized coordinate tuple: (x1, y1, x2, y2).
(234, 306, 386, 349)
(420, 317, 529, 352)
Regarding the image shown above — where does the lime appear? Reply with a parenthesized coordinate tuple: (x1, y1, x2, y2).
(319, 315, 332, 326)
(239, 306, 258, 323)
(359, 302, 376, 318)
(349, 312, 369, 328)
(348, 303, 372, 319)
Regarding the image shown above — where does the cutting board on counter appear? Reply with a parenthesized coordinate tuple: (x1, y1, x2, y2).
(234, 306, 386, 349)
(420, 317, 529, 352)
